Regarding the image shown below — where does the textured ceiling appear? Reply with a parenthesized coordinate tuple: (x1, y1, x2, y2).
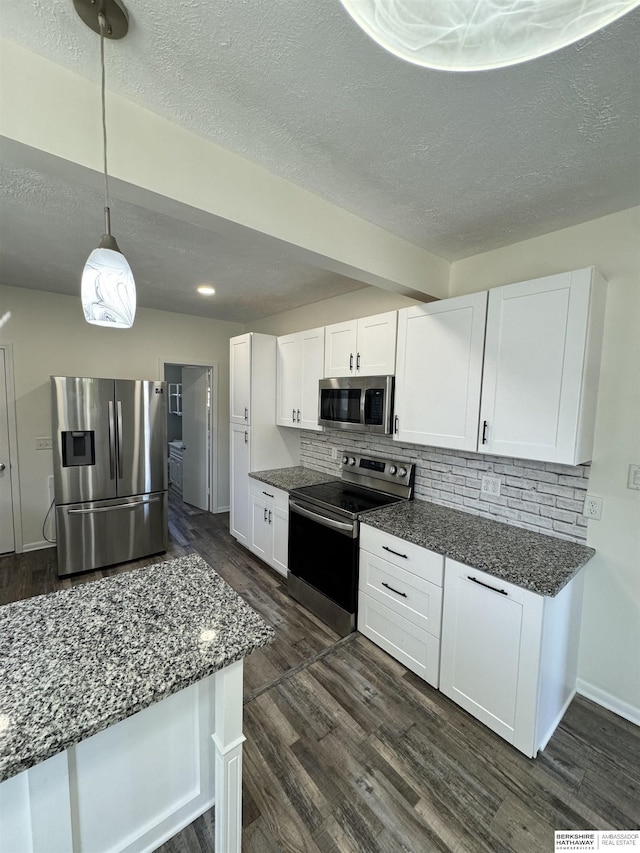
(1, 0, 639, 321)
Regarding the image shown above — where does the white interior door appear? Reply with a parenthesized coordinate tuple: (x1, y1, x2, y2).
(182, 367, 210, 510)
(0, 349, 15, 553)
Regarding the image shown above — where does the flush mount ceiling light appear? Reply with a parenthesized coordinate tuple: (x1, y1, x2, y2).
(197, 285, 216, 295)
(75, 0, 136, 328)
(339, 0, 640, 71)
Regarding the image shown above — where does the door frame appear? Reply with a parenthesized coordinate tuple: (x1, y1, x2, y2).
(0, 343, 23, 552)
(159, 357, 219, 513)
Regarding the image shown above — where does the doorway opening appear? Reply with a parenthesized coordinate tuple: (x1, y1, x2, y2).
(162, 361, 217, 514)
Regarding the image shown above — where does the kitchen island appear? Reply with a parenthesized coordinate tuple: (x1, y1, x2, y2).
(0, 554, 274, 853)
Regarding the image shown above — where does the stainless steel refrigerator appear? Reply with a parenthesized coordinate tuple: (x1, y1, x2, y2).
(51, 376, 168, 576)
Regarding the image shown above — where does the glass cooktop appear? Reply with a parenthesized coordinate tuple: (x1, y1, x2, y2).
(290, 480, 405, 518)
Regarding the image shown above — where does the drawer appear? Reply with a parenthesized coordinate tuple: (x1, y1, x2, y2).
(359, 549, 443, 638)
(358, 591, 440, 688)
(249, 480, 289, 510)
(360, 523, 443, 586)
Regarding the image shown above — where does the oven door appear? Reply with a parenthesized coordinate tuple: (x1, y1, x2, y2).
(288, 499, 359, 633)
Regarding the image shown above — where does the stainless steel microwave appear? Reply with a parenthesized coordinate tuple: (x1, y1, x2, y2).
(318, 376, 394, 434)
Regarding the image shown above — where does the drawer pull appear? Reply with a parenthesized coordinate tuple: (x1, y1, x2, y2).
(263, 491, 274, 498)
(468, 575, 507, 596)
(381, 581, 407, 598)
(382, 545, 408, 559)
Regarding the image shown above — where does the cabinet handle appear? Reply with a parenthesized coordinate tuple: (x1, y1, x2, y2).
(381, 581, 407, 598)
(244, 431, 248, 444)
(292, 408, 296, 422)
(481, 420, 488, 444)
(268, 510, 272, 524)
(467, 575, 507, 596)
(356, 352, 361, 371)
(263, 491, 274, 498)
(264, 507, 268, 522)
(244, 407, 248, 421)
(297, 409, 301, 423)
(394, 415, 399, 435)
(349, 353, 354, 372)
(382, 545, 408, 559)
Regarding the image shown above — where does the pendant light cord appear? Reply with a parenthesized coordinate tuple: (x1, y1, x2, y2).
(98, 12, 111, 235)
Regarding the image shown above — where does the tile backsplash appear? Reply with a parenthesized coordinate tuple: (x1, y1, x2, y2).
(300, 430, 590, 544)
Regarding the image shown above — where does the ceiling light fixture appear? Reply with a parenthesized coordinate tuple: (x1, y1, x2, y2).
(75, 0, 136, 328)
(197, 285, 216, 295)
(339, 0, 640, 72)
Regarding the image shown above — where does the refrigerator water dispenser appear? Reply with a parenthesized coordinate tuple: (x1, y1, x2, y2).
(61, 431, 95, 467)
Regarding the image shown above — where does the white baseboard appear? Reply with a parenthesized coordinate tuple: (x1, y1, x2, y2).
(216, 505, 230, 513)
(576, 678, 640, 727)
(23, 540, 56, 553)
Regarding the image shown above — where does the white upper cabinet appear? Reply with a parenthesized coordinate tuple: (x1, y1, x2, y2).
(276, 327, 324, 431)
(229, 333, 252, 424)
(324, 311, 397, 377)
(394, 292, 488, 451)
(478, 268, 606, 464)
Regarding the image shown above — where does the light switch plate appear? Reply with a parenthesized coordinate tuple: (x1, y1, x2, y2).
(627, 464, 640, 491)
(36, 437, 52, 450)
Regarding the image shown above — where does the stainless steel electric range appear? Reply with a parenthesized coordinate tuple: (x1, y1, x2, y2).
(287, 452, 414, 636)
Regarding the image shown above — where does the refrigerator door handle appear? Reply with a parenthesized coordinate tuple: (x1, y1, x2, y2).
(108, 400, 116, 480)
(116, 400, 124, 478)
(67, 497, 162, 515)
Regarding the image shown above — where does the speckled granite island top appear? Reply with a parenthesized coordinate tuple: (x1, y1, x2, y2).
(0, 554, 274, 783)
(249, 465, 336, 492)
(362, 501, 595, 597)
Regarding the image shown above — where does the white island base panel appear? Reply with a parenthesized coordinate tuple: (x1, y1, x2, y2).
(0, 660, 244, 853)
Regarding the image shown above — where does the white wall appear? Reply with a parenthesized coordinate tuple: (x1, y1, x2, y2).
(249, 285, 422, 336)
(0, 284, 243, 550)
(449, 206, 640, 722)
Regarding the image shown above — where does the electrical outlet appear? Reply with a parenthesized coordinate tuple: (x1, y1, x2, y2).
(627, 464, 640, 491)
(583, 495, 603, 520)
(36, 437, 52, 450)
(48, 475, 55, 504)
(481, 475, 501, 497)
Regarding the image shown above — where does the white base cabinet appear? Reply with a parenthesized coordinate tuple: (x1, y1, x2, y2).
(358, 524, 444, 688)
(249, 480, 289, 577)
(229, 334, 298, 549)
(168, 442, 184, 493)
(0, 663, 245, 853)
(439, 559, 583, 757)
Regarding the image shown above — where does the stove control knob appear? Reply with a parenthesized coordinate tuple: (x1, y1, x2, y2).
(397, 466, 408, 478)
(388, 465, 397, 475)
(348, 456, 356, 466)
(342, 455, 349, 464)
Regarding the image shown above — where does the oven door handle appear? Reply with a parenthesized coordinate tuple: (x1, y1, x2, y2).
(289, 500, 355, 535)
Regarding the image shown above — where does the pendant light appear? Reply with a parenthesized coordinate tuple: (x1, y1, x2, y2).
(75, 0, 136, 328)
(339, 0, 640, 72)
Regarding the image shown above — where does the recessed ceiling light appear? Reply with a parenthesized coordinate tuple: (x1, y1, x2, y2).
(197, 285, 216, 295)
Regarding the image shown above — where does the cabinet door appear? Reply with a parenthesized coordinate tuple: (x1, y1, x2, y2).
(276, 335, 302, 427)
(324, 320, 358, 377)
(356, 312, 397, 376)
(479, 271, 593, 463)
(271, 504, 289, 577)
(440, 560, 543, 755)
(230, 424, 250, 545)
(230, 334, 252, 424)
(250, 494, 271, 562)
(300, 327, 325, 431)
(395, 294, 486, 450)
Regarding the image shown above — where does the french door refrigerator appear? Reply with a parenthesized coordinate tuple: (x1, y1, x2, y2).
(51, 376, 168, 576)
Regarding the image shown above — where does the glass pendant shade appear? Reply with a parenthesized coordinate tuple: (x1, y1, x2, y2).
(81, 245, 136, 328)
(339, 0, 640, 71)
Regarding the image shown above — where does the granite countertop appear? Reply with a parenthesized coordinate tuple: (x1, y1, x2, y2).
(249, 465, 336, 492)
(361, 501, 595, 597)
(0, 555, 274, 783)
